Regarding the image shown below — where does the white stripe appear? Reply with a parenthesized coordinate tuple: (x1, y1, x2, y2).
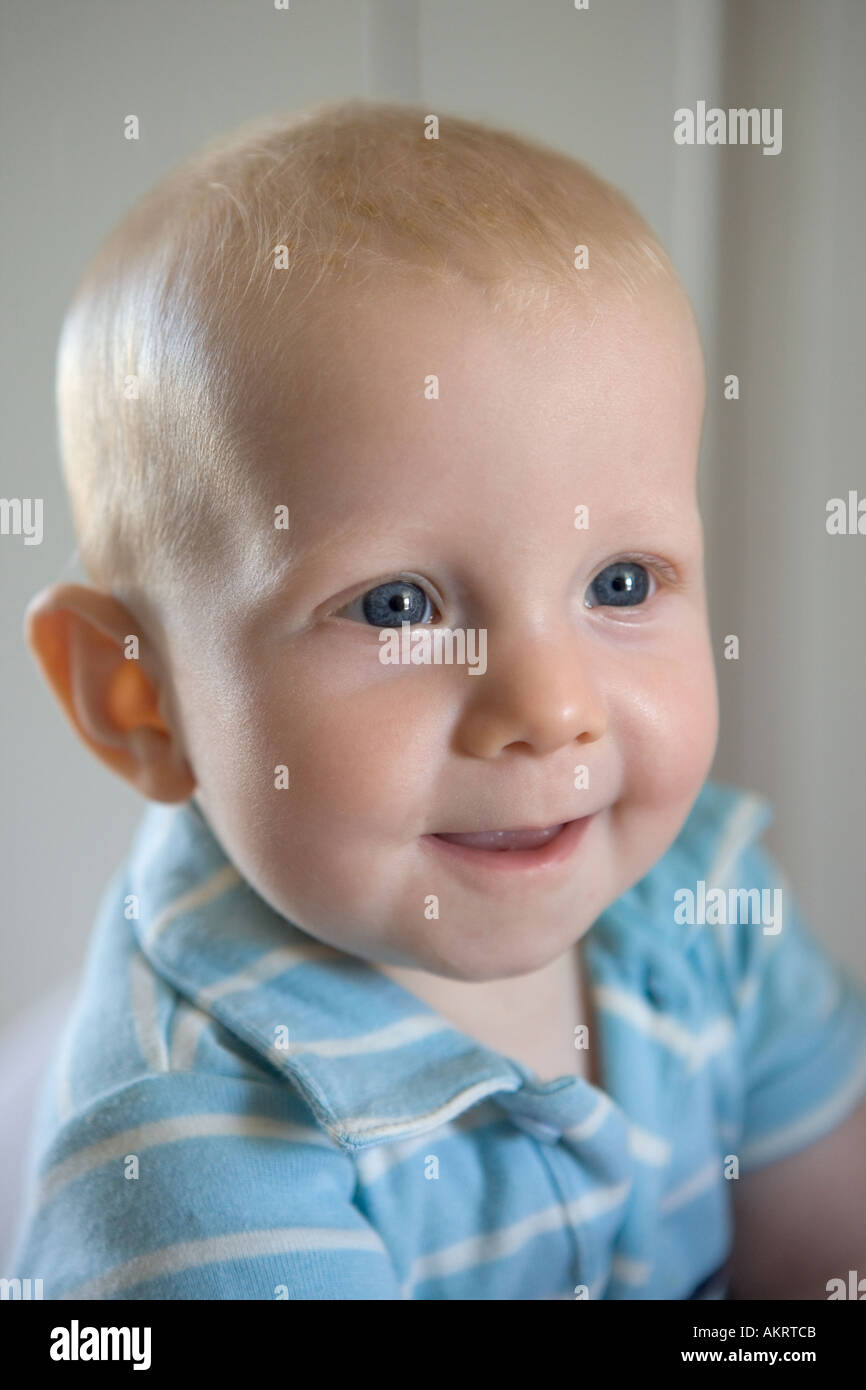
(54, 997, 81, 1126)
(129, 951, 169, 1074)
(400, 1180, 632, 1294)
(660, 1157, 720, 1214)
(705, 794, 771, 966)
(358, 1101, 670, 1180)
(610, 1253, 653, 1285)
(340, 1075, 521, 1144)
(64, 1225, 387, 1299)
(355, 1127, 455, 1186)
(687, 1015, 736, 1073)
(169, 1001, 211, 1071)
(169, 1003, 267, 1078)
(594, 984, 734, 1070)
(354, 1106, 498, 1184)
(141, 863, 242, 949)
(273, 1013, 447, 1061)
(540, 1271, 611, 1299)
(196, 941, 337, 1004)
(628, 1123, 672, 1166)
(567, 1107, 671, 1167)
(706, 794, 767, 888)
(562, 1092, 613, 1144)
(37, 1112, 332, 1209)
(740, 1037, 866, 1169)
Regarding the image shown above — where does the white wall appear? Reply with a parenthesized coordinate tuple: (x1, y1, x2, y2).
(707, 0, 866, 978)
(1, 0, 863, 1044)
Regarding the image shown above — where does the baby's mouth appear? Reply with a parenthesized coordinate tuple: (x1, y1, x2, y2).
(432, 824, 566, 852)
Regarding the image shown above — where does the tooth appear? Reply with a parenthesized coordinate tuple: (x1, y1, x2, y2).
(436, 824, 564, 851)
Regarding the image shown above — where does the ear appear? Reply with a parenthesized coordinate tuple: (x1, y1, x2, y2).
(24, 582, 196, 804)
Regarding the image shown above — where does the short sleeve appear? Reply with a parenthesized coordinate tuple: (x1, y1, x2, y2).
(8, 1072, 401, 1300)
(721, 838, 866, 1173)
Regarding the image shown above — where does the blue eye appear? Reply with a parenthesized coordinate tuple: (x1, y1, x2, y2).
(585, 561, 653, 608)
(338, 579, 436, 627)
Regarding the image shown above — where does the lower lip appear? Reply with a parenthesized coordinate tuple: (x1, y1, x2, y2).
(420, 815, 594, 879)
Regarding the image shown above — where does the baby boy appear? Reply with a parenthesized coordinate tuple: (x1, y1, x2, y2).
(10, 100, 866, 1300)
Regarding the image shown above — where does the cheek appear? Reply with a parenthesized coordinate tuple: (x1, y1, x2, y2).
(203, 655, 446, 833)
(176, 655, 446, 936)
(613, 635, 719, 809)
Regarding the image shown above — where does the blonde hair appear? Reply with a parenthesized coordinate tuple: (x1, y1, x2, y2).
(56, 99, 683, 620)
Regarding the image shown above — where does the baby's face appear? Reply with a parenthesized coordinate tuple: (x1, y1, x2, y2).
(166, 278, 718, 981)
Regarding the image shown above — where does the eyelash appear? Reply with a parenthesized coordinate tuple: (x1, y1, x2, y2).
(607, 552, 682, 588)
(332, 555, 682, 623)
(332, 572, 442, 624)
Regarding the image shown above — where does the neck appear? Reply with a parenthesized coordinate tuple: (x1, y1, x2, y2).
(373, 941, 594, 1083)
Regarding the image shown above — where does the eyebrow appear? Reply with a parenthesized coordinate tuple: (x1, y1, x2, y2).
(248, 521, 420, 613)
(250, 501, 697, 611)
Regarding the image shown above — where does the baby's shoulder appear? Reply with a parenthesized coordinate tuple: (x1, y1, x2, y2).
(23, 865, 332, 1187)
(665, 777, 776, 892)
(69, 878, 283, 1097)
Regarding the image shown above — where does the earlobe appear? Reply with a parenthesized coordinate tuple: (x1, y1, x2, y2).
(24, 582, 196, 804)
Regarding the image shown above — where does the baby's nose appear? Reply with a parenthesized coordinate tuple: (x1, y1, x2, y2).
(453, 630, 606, 759)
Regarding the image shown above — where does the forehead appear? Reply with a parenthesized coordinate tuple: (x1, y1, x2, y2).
(231, 276, 704, 563)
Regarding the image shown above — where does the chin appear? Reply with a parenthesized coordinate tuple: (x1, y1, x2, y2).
(421, 931, 571, 984)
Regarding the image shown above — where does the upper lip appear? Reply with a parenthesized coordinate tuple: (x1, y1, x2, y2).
(429, 814, 592, 835)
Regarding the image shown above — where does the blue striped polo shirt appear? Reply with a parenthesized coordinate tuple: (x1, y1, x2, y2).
(9, 778, 866, 1300)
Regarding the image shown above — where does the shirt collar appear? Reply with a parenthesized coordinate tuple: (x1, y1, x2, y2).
(128, 798, 528, 1151)
(126, 781, 771, 1152)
